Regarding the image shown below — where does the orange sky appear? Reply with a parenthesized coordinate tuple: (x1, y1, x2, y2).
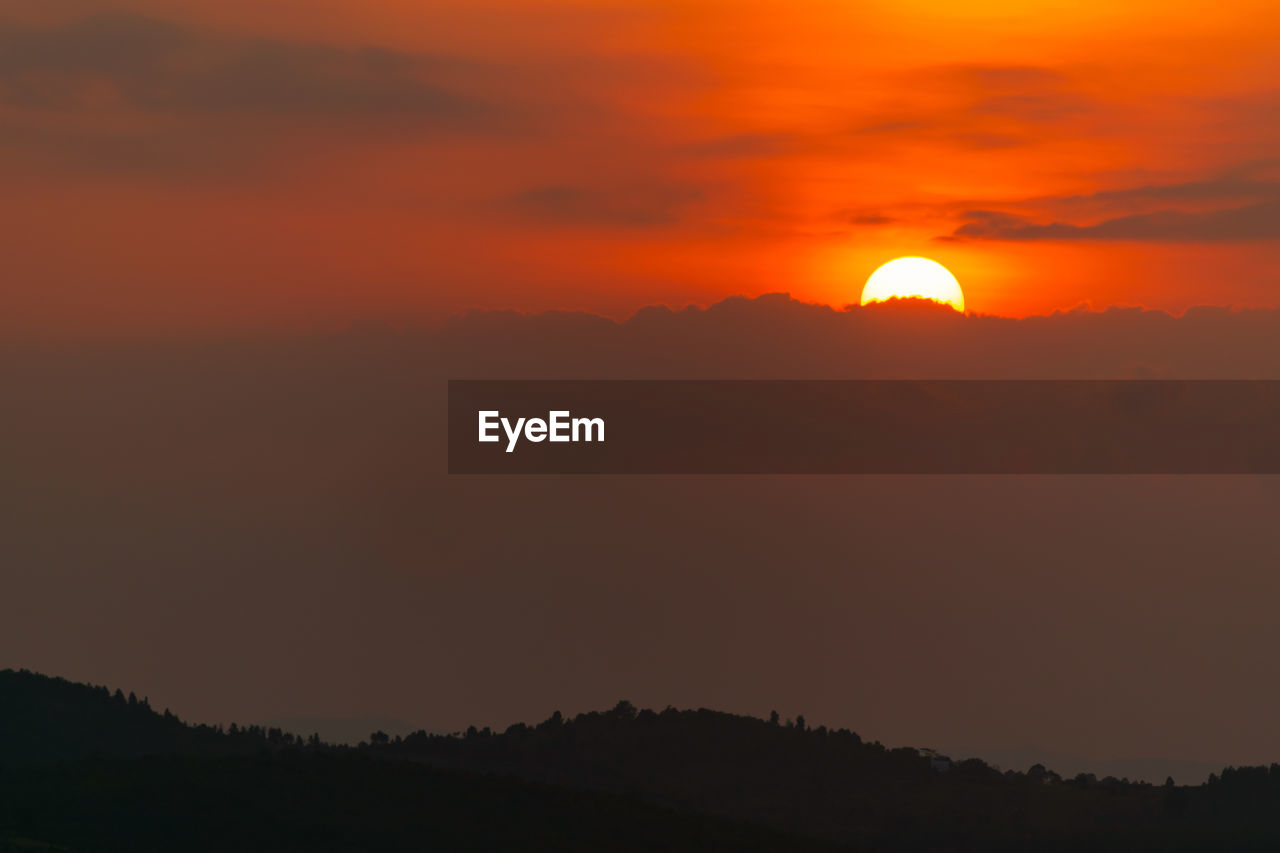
(2, 0, 1279, 339)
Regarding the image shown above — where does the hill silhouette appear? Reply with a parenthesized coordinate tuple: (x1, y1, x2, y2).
(367, 700, 1280, 850)
(7, 671, 1280, 851)
(0, 669, 307, 764)
(0, 670, 834, 852)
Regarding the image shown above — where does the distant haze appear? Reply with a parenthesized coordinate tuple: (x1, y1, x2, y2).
(4, 296, 1280, 773)
(943, 747, 1222, 786)
(261, 716, 429, 746)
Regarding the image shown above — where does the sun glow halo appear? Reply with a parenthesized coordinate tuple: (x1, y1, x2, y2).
(860, 257, 965, 313)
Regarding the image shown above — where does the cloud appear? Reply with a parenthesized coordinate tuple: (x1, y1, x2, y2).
(438, 292, 1280, 379)
(946, 162, 1280, 241)
(972, 93, 1090, 122)
(844, 64, 1097, 154)
(951, 199, 1280, 241)
(831, 210, 896, 226)
(0, 13, 484, 122)
(509, 182, 704, 227)
(1049, 162, 1280, 208)
(945, 64, 1089, 123)
(0, 12, 514, 182)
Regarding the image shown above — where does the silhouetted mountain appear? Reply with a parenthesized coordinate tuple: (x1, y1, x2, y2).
(4, 753, 851, 853)
(0, 669, 270, 764)
(8, 670, 1280, 851)
(367, 700, 1280, 851)
(0, 671, 833, 852)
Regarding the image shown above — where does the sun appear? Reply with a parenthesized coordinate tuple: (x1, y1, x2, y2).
(860, 257, 965, 313)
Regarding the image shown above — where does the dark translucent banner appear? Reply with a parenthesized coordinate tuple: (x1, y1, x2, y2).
(448, 380, 1280, 474)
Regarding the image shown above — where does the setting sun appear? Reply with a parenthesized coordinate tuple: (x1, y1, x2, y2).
(861, 258, 965, 313)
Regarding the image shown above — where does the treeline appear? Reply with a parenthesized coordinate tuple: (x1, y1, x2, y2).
(0, 671, 835, 852)
(8, 670, 1280, 850)
(360, 700, 1280, 850)
(0, 669, 322, 766)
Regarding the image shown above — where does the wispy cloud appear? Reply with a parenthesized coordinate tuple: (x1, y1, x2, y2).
(946, 162, 1280, 241)
(0, 13, 485, 121)
(951, 201, 1280, 241)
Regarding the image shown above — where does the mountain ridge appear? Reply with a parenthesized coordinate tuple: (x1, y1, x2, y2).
(6, 669, 1280, 851)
